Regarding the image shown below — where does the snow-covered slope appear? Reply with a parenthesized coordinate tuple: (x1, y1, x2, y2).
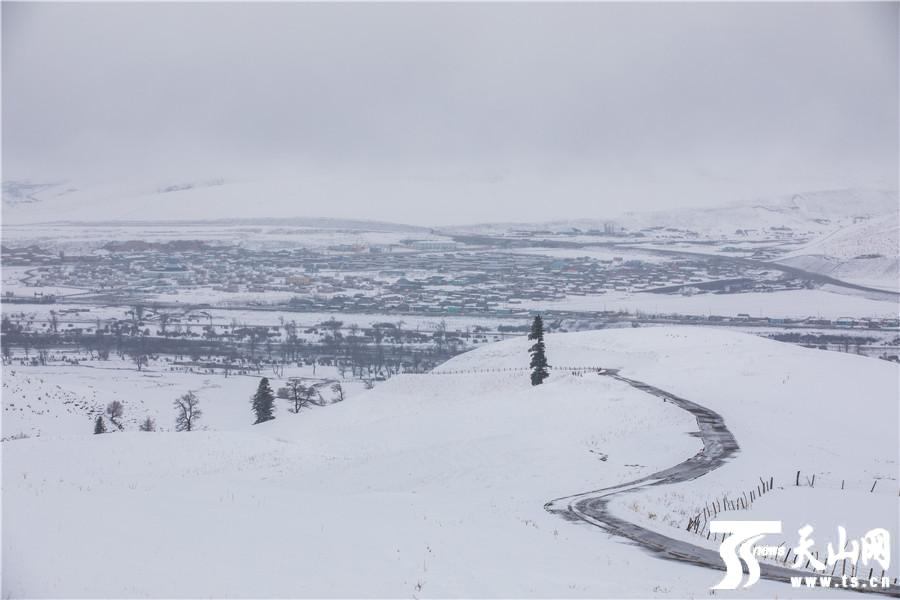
(447, 328, 899, 567)
(4, 328, 897, 597)
(1, 366, 262, 439)
(1, 178, 426, 230)
(4, 349, 703, 597)
(450, 189, 899, 239)
(616, 189, 898, 237)
(2, 369, 105, 439)
(777, 213, 899, 292)
(444, 327, 897, 492)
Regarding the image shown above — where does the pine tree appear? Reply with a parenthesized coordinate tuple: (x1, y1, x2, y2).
(252, 377, 276, 424)
(93, 415, 107, 434)
(528, 315, 549, 386)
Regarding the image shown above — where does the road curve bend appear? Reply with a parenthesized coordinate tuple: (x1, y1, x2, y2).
(545, 371, 899, 597)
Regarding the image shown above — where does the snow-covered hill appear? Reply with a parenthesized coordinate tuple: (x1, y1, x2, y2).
(4, 328, 897, 597)
(777, 213, 899, 292)
(450, 189, 899, 240)
(1, 366, 261, 439)
(0, 178, 427, 231)
(615, 189, 898, 238)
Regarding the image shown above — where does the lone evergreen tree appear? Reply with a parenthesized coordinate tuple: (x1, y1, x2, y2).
(252, 377, 276, 424)
(528, 315, 550, 386)
(93, 415, 107, 434)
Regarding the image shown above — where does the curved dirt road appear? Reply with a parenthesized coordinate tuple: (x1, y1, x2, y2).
(545, 371, 899, 597)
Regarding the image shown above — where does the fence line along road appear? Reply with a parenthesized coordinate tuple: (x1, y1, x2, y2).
(543, 370, 900, 597)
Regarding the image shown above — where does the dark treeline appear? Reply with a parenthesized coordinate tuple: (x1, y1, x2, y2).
(1, 314, 468, 377)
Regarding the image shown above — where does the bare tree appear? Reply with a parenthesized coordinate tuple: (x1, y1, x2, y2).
(173, 391, 201, 431)
(281, 378, 324, 412)
(131, 352, 148, 371)
(139, 416, 156, 432)
(306, 382, 325, 406)
(106, 400, 124, 430)
(285, 379, 308, 413)
(331, 382, 344, 403)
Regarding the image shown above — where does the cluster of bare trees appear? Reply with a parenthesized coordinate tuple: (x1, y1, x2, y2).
(276, 379, 344, 412)
(2, 309, 469, 378)
(90, 376, 343, 436)
(92, 392, 202, 434)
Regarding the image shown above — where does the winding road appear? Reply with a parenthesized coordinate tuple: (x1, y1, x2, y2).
(545, 371, 900, 596)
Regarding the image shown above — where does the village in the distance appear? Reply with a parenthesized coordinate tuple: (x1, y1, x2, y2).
(2, 189, 898, 398)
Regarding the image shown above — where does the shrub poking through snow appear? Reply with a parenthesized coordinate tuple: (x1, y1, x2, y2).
(93, 415, 107, 434)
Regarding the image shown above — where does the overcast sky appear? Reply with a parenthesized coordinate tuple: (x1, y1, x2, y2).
(2, 2, 898, 224)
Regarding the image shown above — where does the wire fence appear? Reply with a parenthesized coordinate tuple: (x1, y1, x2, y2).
(792, 470, 898, 496)
(425, 365, 607, 375)
(686, 475, 776, 541)
(683, 476, 899, 583)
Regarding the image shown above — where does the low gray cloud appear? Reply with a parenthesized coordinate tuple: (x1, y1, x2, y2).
(2, 2, 897, 223)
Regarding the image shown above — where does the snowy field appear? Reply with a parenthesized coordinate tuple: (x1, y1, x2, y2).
(0, 302, 527, 335)
(1, 361, 360, 439)
(3, 327, 897, 597)
(510, 288, 899, 320)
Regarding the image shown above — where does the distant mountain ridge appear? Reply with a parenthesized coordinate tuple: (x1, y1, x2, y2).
(3, 180, 895, 243)
(448, 189, 898, 237)
(1, 179, 427, 233)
